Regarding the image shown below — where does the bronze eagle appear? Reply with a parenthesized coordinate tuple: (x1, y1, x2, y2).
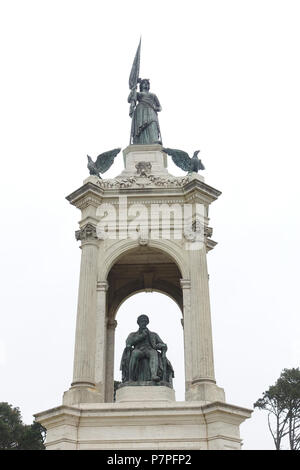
(162, 148, 205, 173)
(87, 148, 121, 178)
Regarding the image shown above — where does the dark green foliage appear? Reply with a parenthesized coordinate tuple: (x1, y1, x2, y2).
(254, 368, 300, 450)
(0, 402, 46, 450)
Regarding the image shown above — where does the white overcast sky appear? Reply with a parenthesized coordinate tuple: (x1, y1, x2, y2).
(0, 0, 299, 450)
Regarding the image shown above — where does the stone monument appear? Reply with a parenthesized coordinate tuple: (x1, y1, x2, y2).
(35, 40, 252, 450)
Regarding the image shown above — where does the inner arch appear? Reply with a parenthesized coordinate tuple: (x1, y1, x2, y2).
(107, 245, 183, 321)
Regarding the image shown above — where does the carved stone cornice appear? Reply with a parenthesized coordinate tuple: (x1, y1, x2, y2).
(66, 182, 103, 209)
(182, 178, 222, 200)
(75, 196, 103, 211)
(206, 239, 218, 252)
(75, 223, 97, 242)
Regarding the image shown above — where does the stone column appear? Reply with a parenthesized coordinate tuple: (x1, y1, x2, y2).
(71, 224, 98, 386)
(180, 279, 193, 389)
(181, 247, 225, 402)
(63, 224, 103, 405)
(94, 281, 109, 401)
(104, 319, 118, 403)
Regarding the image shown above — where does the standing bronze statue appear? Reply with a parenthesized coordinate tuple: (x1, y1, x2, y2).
(120, 315, 174, 387)
(128, 40, 162, 145)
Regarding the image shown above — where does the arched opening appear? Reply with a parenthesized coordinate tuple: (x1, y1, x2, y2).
(107, 245, 183, 319)
(104, 244, 185, 402)
(114, 292, 185, 401)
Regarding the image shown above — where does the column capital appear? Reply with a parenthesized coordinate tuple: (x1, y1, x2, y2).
(75, 223, 98, 243)
(180, 279, 191, 289)
(97, 280, 109, 291)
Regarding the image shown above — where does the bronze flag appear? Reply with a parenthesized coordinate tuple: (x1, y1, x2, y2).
(129, 38, 141, 90)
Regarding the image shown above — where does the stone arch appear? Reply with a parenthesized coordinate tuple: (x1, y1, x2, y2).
(99, 238, 189, 281)
(103, 241, 186, 402)
(106, 244, 184, 321)
(110, 287, 182, 321)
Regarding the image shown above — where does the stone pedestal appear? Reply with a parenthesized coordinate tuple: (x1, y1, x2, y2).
(62, 385, 103, 406)
(35, 401, 252, 450)
(120, 144, 169, 177)
(116, 385, 175, 403)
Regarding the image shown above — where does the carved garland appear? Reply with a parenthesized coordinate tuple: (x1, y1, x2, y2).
(94, 174, 192, 189)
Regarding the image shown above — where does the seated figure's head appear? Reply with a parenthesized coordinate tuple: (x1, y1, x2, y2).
(137, 314, 149, 328)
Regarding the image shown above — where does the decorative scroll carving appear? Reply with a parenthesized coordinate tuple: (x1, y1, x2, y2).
(183, 220, 212, 242)
(204, 226, 213, 238)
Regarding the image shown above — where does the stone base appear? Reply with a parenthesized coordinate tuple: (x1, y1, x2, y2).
(185, 381, 226, 402)
(63, 386, 103, 406)
(120, 144, 169, 177)
(116, 385, 175, 403)
(35, 400, 252, 450)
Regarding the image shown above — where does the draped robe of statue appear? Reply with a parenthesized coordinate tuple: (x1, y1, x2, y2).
(128, 90, 162, 145)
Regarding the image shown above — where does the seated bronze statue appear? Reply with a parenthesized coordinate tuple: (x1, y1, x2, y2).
(120, 314, 174, 386)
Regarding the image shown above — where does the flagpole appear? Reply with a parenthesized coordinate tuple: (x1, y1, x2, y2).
(128, 38, 141, 144)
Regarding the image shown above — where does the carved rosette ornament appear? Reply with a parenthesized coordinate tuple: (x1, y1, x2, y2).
(75, 223, 98, 242)
(135, 161, 152, 176)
